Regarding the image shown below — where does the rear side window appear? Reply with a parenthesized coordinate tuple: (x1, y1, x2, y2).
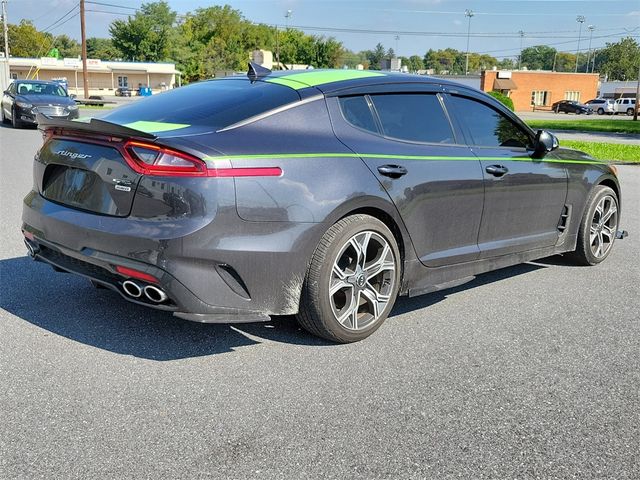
(102, 79, 300, 130)
(339, 96, 378, 133)
(371, 94, 454, 144)
(448, 95, 532, 148)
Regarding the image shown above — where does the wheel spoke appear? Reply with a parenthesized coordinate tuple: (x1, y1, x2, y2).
(589, 224, 598, 243)
(361, 282, 390, 320)
(337, 289, 359, 329)
(349, 232, 372, 269)
(602, 225, 615, 241)
(365, 243, 394, 280)
(596, 232, 604, 257)
(602, 204, 617, 224)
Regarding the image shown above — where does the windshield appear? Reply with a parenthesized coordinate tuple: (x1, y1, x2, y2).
(16, 83, 67, 97)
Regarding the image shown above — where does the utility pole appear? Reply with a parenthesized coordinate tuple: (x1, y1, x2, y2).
(464, 9, 474, 76)
(80, 0, 89, 99)
(575, 15, 585, 73)
(586, 25, 595, 73)
(1, 0, 9, 61)
(634, 62, 639, 121)
(518, 30, 524, 70)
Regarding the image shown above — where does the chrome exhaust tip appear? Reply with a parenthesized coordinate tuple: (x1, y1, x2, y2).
(122, 280, 143, 298)
(143, 285, 169, 303)
(24, 239, 39, 258)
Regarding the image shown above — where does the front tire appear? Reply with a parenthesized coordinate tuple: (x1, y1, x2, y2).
(11, 107, 23, 128)
(297, 214, 401, 343)
(597, 108, 604, 115)
(569, 185, 619, 266)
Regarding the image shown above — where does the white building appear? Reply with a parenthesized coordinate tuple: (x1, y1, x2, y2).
(8, 57, 181, 96)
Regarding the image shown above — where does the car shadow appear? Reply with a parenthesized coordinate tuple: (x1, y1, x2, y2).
(0, 255, 559, 361)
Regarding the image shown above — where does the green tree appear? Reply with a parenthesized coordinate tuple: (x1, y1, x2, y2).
(110, 0, 176, 61)
(407, 55, 424, 72)
(554, 52, 577, 72)
(596, 37, 640, 80)
(54, 34, 81, 58)
(86, 37, 122, 60)
(520, 45, 557, 70)
(366, 43, 386, 70)
(7, 20, 52, 57)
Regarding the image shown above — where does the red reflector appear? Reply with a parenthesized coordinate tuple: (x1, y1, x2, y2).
(207, 167, 282, 177)
(115, 266, 159, 284)
(23, 230, 35, 240)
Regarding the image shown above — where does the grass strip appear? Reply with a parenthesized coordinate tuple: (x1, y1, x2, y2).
(527, 119, 640, 135)
(561, 140, 640, 163)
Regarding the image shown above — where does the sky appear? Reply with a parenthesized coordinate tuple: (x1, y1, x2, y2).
(6, 0, 640, 60)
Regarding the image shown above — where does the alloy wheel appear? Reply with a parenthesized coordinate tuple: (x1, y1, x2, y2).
(590, 195, 617, 258)
(329, 231, 396, 331)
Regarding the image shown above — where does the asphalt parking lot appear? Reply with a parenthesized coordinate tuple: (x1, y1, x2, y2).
(1, 122, 639, 479)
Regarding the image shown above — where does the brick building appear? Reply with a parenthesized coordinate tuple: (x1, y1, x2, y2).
(480, 70, 599, 111)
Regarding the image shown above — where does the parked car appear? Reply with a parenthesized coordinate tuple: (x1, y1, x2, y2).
(585, 98, 615, 115)
(22, 65, 626, 343)
(115, 86, 132, 97)
(1, 80, 79, 128)
(613, 97, 638, 116)
(551, 100, 593, 114)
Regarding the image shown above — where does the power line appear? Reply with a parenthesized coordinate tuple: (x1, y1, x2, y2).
(41, 4, 79, 33)
(85, 1, 138, 10)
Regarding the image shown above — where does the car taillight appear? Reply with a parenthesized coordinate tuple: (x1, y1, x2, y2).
(124, 141, 207, 177)
(123, 140, 283, 178)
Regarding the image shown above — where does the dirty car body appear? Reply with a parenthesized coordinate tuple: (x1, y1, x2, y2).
(22, 68, 623, 334)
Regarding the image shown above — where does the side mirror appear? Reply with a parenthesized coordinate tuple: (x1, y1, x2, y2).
(69, 94, 77, 100)
(532, 130, 559, 158)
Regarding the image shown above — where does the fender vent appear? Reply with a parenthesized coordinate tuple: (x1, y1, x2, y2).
(557, 205, 571, 233)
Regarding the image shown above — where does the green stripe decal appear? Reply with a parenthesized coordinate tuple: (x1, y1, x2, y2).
(123, 120, 191, 133)
(203, 152, 607, 166)
(266, 70, 386, 90)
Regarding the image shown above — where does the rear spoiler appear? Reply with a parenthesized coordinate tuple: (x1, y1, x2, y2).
(36, 113, 157, 140)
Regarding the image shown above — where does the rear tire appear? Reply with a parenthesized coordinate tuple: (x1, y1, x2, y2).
(597, 108, 604, 115)
(297, 214, 401, 343)
(568, 185, 619, 266)
(626, 108, 634, 116)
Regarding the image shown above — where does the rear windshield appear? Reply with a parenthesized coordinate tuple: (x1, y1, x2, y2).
(102, 79, 300, 131)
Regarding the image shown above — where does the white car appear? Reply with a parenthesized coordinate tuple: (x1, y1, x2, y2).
(585, 98, 615, 115)
(613, 98, 637, 116)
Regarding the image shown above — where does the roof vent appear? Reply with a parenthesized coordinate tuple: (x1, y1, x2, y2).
(247, 62, 272, 82)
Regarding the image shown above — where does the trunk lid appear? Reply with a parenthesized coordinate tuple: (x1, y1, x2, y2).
(37, 137, 142, 217)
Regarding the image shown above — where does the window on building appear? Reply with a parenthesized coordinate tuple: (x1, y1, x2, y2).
(448, 95, 533, 149)
(117, 76, 128, 87)
(565, 91, 580, 101)
(531, 91, 550, 106)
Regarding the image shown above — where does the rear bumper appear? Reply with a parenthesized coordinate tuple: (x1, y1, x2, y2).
(22, 189, 323, 322)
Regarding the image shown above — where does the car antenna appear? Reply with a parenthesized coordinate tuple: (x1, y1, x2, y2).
(247, 62, 272, 82)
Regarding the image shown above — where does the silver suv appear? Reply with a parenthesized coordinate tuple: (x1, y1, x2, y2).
(585, 98, 614, 115)
(613, 98, 637, 116)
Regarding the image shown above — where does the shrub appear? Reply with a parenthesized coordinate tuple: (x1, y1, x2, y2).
(488, 91, 514, 111)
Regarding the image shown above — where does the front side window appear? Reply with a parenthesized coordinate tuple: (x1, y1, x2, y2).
(449, 95, 532, 148)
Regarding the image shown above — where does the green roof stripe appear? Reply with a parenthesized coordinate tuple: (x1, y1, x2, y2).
(266, 70, 386, 90)
(123, 120, 190, 133)
(203, 152, 607, 166)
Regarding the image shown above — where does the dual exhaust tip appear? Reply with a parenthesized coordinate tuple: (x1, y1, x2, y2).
(122, 280, 169, 304)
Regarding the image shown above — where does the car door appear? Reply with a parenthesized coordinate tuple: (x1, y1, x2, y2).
(444, 93, 568, 258)
(327, 90, 485, 267)
(2, 82, 15, 119)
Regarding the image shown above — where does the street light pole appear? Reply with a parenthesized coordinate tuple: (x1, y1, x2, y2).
(1, 0, 9, 62)
(634, 61, 640, 121)
(80, 0, 89, 99)
(586, 25, 595, 73)
(575, 15, 585, 73)
(464, 9, 474, 76)
(518, 30, 524, 70)
(285, 9, 292, 30)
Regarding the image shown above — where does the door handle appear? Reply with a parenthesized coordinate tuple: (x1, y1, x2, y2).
(485, 165, 509, 177)
(377, 164, 407, 178)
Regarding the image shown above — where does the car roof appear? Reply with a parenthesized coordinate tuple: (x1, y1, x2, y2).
(255, 69, 463, 94)
(13, 79, 60, 85)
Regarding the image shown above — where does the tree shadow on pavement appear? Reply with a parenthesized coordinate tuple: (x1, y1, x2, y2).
(0, 255, 549, 360)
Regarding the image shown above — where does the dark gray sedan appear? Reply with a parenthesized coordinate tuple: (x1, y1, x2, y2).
(2, 80, 79, 128)
(21, 65, 626, 342)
